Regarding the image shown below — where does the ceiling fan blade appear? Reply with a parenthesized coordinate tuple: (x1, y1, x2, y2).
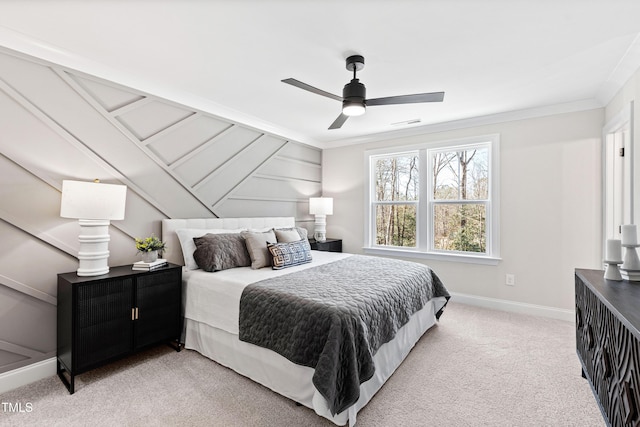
(281, 78, 343, 102)
(366, 91, 445, 106)
(329, 113, 349, 130)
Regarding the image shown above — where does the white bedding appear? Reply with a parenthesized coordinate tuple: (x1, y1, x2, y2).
(184, 295, 445, 426)
(183, 251, 352, 334)
(162, 217, 447, 426)
(181, 251, 447, 426)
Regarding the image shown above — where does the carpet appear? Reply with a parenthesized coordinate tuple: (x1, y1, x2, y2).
(0, 302, 604, 426)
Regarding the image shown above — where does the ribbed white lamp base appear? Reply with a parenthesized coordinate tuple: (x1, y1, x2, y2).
(314, 214, 327, 242)
(76, 219, 111, 276)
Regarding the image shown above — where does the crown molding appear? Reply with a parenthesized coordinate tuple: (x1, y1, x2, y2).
(0, 25, 322, 149)
(323, 99, 603, 149)
(595, 33, 640, 106)
(0, 24, 619, 151)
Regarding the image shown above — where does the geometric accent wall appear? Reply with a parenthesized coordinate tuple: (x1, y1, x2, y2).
(0, 46, 321, 375)
(68, 74, 322, 219)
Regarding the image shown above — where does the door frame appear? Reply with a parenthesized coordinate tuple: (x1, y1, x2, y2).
(602, 101, 634, 257)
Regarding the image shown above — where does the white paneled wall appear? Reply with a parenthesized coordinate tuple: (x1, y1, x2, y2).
(0, 47, 321, 375)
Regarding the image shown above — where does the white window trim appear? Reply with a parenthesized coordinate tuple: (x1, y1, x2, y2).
(363, 134, 501, 265)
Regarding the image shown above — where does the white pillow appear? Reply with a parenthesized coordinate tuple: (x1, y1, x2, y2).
(175, 228, 245, 270)
(274, 227, 309, 243)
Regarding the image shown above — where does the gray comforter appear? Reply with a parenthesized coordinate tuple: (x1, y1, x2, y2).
(238, 255, 449, 415)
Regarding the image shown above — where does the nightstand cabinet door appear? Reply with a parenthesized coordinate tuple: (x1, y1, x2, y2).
(135, 268, 182, 349)
(76, 277, 134, 371)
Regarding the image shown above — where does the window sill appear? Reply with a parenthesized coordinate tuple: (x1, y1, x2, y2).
(362, 246, 501, 265)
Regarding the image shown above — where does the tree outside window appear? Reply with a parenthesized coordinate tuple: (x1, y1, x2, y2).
(431, 147, 488, 253)
(373, 153, 418, 247)
(366, 135, 498, 262)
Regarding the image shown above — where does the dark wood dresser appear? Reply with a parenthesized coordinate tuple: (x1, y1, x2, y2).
(57, 263, 182, 393)
(575, 268, 640, 426)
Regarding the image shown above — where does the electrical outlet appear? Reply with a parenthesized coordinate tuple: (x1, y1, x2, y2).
(505, 274, 515, 286)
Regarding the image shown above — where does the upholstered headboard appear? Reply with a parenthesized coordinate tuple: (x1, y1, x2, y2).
(161, 217, 296, 266)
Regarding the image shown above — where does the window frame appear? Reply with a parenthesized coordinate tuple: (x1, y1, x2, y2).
(364, 134, 501, 265)
(370, 150, 420, 248)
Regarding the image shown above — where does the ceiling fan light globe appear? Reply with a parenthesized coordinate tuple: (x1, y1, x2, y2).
(343, 102, 366, 116)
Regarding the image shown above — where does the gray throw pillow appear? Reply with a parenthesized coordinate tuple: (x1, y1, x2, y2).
(241, 229, 277, 269)
(176, 228, 245, 270)
(192, 233, 251, 272)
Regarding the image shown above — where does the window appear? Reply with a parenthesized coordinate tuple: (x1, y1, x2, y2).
(430, 146, 488, 253)
(365, 135, 500, 264)
(373, 153, 419, 247)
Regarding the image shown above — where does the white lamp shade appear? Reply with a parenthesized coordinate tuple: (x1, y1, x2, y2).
(60, 180, 127, 220)
(309, 197, 333, 216)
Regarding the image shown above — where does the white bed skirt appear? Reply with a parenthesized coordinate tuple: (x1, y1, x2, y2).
(184, 296, 447, 426)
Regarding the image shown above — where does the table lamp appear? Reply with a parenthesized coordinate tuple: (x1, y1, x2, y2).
(60, 180, 127, 276)
(309, 197, 333, 242)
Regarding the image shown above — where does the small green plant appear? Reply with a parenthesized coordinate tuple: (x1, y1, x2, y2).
(135, 235, 166, 253)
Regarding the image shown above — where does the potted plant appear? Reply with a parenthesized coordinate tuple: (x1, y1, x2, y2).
(135, 234, 166, 263)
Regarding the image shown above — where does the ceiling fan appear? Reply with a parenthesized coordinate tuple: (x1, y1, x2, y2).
(282, 55, 445, 130)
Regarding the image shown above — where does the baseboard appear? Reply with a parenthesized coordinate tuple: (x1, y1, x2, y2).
(449, 292, 574, 322)
(0, 357, 57, 394)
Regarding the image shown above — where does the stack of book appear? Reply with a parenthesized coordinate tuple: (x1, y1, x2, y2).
(132, 258, 168, 271)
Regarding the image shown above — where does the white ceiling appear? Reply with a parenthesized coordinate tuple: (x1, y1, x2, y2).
(1, 1, 640, 148)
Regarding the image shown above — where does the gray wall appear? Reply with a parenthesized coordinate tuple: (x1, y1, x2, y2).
(323, 109, 604, 314)
(0, 47, 321, 374)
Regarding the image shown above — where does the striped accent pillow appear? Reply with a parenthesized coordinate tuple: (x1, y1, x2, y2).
(268, 239, 312, 270)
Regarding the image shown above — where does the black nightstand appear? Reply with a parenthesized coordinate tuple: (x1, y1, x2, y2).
(56, 263, 182, 393)
(309, 238, 342, 253)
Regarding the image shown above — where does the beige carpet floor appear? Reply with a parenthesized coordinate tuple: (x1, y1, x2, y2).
(0, 302, 604, 426)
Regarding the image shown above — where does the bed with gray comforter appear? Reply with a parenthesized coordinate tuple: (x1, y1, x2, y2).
(239, 255, 450, 415)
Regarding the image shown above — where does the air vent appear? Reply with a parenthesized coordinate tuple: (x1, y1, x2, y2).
(391, 119, 422, 126)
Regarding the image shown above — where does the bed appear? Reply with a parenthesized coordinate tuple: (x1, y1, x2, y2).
(162, 217, 449, 426)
